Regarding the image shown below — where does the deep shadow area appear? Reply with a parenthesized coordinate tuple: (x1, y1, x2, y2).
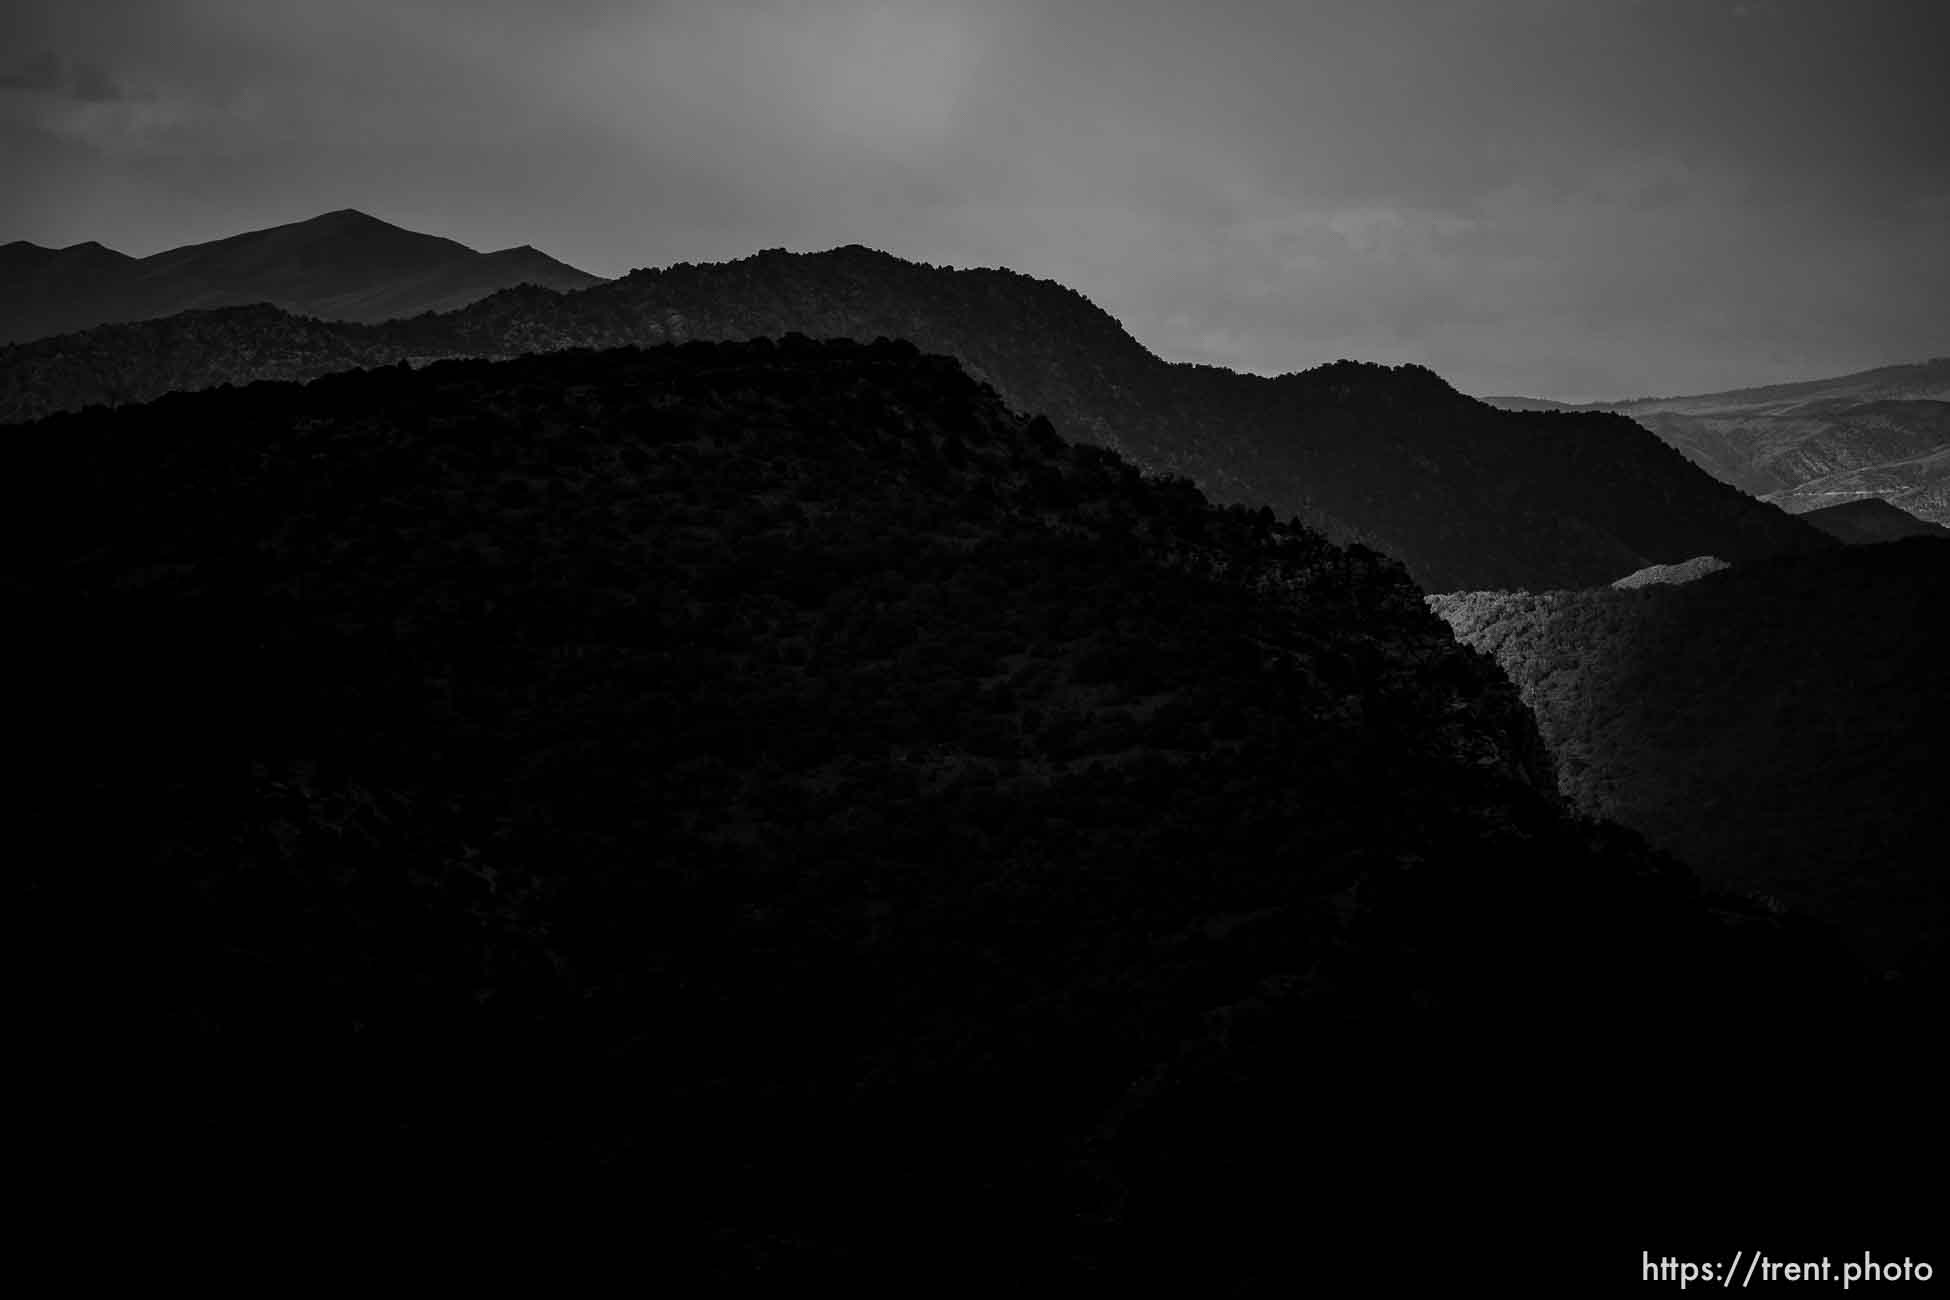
(11, 338, 1935, 1281)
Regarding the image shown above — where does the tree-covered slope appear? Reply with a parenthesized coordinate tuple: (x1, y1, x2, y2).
(0, 245, 1832, 591)
(11, 337, 1921, 1278)
(1431, 544, 1950, 983)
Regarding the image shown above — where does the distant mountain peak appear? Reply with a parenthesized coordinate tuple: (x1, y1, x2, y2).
(1307, 358, 1460, 397)
(310, 207, 390, 226)
(1389, 361, 1460, 393)
(2, 237, 124, 255)
(829, 242, 904, 262)
(0, 238, 132, 273)
(0, 210, 604, 345)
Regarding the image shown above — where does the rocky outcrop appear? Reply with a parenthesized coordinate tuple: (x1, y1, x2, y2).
(1612, 555, 1730, 587)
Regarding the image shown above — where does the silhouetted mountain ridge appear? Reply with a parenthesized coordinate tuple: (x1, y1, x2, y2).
(1799, 497, 1950, 543)
(0, 243, 1831, 591)
(0, 209, 605, 345)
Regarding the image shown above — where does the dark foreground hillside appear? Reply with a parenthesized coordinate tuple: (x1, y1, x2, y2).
(10, 340, 1930, 1279)
(1431, 544, 1950, 987)
(0, 244, 1833, 591)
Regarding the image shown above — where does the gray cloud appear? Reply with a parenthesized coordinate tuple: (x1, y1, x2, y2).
(0, 49, 128, 101)
(1, 0, 1945, 398)
(68, 58, 127, 103)
(0, 50, 67, 94)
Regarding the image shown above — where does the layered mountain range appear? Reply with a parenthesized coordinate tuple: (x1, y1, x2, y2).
(0, 220, 1832, 592)
(1487, 359, 1950, 526)
(15, 336, 1924, 1274)
(0, 208, 605, 346)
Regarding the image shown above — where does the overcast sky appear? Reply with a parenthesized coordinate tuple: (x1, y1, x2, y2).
(3, 0, 1945, 399)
